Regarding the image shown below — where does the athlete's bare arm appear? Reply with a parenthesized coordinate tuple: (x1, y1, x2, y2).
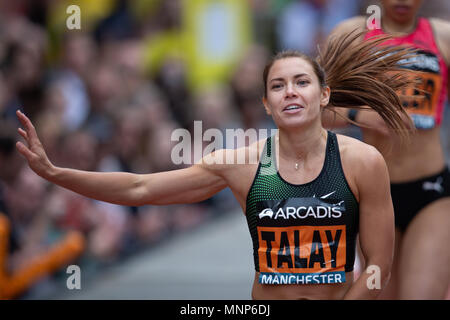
(430, 18, 450, 66)
(431, 18, 450, 106)
(15, 110, 229, 206)
(339, 137, 395, 299)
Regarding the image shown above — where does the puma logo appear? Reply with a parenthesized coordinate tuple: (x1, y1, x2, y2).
(422, 177, 444, 194)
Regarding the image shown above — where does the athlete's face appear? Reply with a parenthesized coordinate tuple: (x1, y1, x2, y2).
(381, 0, 423, 24)
(263, 57, 330, 129)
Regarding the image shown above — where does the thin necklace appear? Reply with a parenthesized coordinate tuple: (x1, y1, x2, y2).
(276, 134, 302, 170)
(277, 130, 326, 171)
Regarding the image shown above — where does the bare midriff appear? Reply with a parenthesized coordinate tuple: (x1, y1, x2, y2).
(362, 126, 446, 183)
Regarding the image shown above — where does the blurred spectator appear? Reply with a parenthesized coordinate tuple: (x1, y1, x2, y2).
(0, 120, 24, 253)
(154, 57, 194, 130)
(49, 32, 95, 132)
(4, 167, 50, 268)
(0, 17, 47, 121)
(0, 121, 84, 299)
(194, 84, 242, 133)
(248, 0, 276, 49)
(276, 0, 360, 55)
(231, 44, 274, 131)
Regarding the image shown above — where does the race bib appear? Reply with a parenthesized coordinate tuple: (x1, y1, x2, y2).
(397, 51, 443, 129)
(255, 197, 347, 285)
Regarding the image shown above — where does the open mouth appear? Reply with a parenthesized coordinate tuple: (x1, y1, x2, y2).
(283, 104, 304, 113)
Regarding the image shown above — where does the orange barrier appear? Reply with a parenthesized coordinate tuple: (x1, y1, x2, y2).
(0, 213, 85, 299)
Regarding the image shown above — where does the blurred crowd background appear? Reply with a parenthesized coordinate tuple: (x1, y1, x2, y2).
(0, 0, 449, 299)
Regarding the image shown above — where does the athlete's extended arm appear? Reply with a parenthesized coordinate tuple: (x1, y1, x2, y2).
(343, 146, 395, 300)
(15, 110, 227, 206)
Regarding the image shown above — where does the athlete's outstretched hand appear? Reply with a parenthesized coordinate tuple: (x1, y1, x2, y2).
(15, 110, 55, 179)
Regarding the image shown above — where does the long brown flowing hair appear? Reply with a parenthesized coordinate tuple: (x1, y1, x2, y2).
(263, 30, 418, 138)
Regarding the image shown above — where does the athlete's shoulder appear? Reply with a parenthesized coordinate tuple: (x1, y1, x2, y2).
(336, 133, 385, 171)
(336, 132, 369, 150)
(429, 17, 450, 32)
(330, 16, 366, 37)
(429, 18, 450, 64)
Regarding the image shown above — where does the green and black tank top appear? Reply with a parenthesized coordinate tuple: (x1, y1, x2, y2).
(245, 131, 359, 285)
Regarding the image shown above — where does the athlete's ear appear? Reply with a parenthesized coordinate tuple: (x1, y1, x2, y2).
(320, 86, 331, 108)
(262, 97, 272, 115)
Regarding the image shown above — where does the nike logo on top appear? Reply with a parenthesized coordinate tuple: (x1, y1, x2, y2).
(312, 191, 336, 199)
(320, 191, 336, 199)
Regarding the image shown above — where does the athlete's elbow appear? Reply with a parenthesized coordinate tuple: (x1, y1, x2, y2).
(127, 175, 155, 206)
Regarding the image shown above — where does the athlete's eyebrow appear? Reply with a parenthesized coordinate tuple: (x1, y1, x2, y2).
(270, 73, 309, 83)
